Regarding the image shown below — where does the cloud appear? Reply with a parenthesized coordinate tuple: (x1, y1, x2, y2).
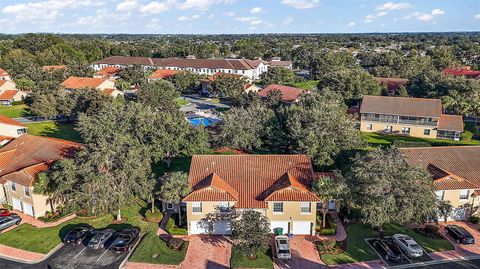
(146, 18, 163, 29)
(282, 16, 294, 26)
(376, 2, 411, 11)
(178, 16, 189, 21)
(403, 9, 445, 21)
(364, 11, 388, 23)
(208, 14, 215, 19)
(139, 1, 176, 14)
(417, 14, 433, 21)
(178, 0, 232, 11)
(281, 0, 319, 9)
(346, 22, 356, 27)
(73, 9, 130, 28)
(431, 9, 445, 16)
(235, 16, 263, 26)
(222, 11, 235, 16)
(475, 14, 480, 20)
(116, 0, 139, 11)
(250, 7, 262, 14)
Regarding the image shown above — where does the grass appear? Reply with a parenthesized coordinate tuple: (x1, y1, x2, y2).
(383, 224, 454, 253)
(0, 104, 31, 118)
(290, 80, 319, 90)
(25, 122, 82, 143)
(0, 199, 188, 265)
(175, 97, 189, 107)
(462, 122, 480, 141)
(230, 247, 273, 268)
(320, 223, 378, 265)
(363, 132, 480, 147)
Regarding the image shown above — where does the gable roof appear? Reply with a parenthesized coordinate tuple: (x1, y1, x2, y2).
(94, 67, 122, 77)
(0, 68, 8, 76)
(438, 114, 464, 132)
(185, 155, 317, 208)
(0, 115, 25, 127)
(360, 95, 443, 118)
(0, 135, 80, 186)
(401, 146, 480, 190)
(62, 76, 108, 89)
(258, 84, 304, 102)
(0, 80, 15, 88)
(148, 69, 178, 79)
(0, 90, 20, 100)
(443, 68, 480, 79)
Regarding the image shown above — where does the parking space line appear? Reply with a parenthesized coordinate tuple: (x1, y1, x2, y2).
(73, 247, 86, 259)
(96, 248, 109, 262)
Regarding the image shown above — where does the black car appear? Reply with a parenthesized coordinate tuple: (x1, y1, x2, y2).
(373, 239, 403, 262)
(64, 225, 94, 245)
(110, 227, 140, 253)
(446, 225, 475, 244)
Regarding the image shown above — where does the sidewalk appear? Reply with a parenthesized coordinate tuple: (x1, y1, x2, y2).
(7, 210, 76, 228)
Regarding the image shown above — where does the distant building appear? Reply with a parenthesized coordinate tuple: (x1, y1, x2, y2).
(148, 69, 179, 81)
(93, 67, 122, 80)
(373, 77, 409, 96)
(268, 57, 293, 69)
(62, 76, 122, 98)
(0, 68, 12, 81)
(360, 95, 464, 140)
(0, 81, 27, 106)
(0, 115, 27, 138)
(258, 84, 305, 103)
(442, 66, 480, 79)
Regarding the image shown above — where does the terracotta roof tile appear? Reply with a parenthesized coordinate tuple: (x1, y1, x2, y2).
(184, 173, 239, 202)
(184, 155, 317, 208)
(94, 67, 122, 77)
(0, 115, 25, 127)
(149, 69, 178, 79)
(443, 68, 480, 79)
(360, 95, 442, 118)
(0, 68, 8, 76)
(0, 90, 20, 100)
(258, 84, 304, 102)
(62, 76, 108, 89)
(438, 114, 464, 132)
(262, 173, 319, 202)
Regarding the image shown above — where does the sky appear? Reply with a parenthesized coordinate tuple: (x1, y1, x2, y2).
(0, 0, 478, 34)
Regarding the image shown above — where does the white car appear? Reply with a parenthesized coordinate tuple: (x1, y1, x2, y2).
(392, 234, 424, 258)
(275, 235, 291, 260)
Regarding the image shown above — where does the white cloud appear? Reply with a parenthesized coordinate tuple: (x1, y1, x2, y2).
(178, 16, 189, 21)
(74, 9, 130, 27)
(431, 9, 445, 16)
(207, 14, 215, 19)
(192, 14, 200, 19)
(346, 22, 356, 27)
(281, 0, 319, 9)
(403, 9, 444, 21)
(417, 14, 433, 21)
(235, 16, 263, 26)
(364, 11, 388, 23)
(116, 0, 139, 11)
(376, 2, 411, 11)
(146, 18, 163, 29)
(178, 0, 232, 11)
(139, 1, 176, 14)
(282, 16, 294, 26)
(223, 11, 235, 16)
(475, 14, 480, 20)
(250, 7, 262, 14)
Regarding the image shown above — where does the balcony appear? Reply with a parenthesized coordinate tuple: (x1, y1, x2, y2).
(361, 114, 438, 127)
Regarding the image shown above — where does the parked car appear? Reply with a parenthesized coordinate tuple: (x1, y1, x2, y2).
(372, 239, 403, 262)
(110, 227, 141, 253)
(0, 214, 21, 230)
(445, 225, 475, 244)
(392, 234, 424, 258)
(0, 209, 10, 217)
(63, 225, 94, 245)
(274, 235, 291, 260)
(87, 229, 116, 249)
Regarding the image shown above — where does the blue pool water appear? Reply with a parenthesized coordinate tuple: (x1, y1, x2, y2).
(188, 117, 215, 127)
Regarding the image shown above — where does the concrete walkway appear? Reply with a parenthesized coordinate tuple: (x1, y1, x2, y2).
(9, 210, 76, 228)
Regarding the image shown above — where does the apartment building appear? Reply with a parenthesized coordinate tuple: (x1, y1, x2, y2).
(360, 95, 464, 140)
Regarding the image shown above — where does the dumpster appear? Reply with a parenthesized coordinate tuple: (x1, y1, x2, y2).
(275, 227, 283, 235)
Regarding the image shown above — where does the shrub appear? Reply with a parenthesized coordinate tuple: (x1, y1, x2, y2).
(2, 204, 13, 210)
(317, 239, 336, 252)
(414, 224, 441, 239)
(11, 100, 25, 106)
(471, 216, 480, 224)
(424, 224, 440, 235)
(145, 210, 163, 222)
(166, 217, 175, 230)
(317, 214, 337, 235)
(393, 140, 431, 148)
(167, 238, 184, 251)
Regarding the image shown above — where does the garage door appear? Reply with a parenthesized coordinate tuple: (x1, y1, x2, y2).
(450, 207, 468, 221)
(12, 198, 22, 211)
(190, 221, 209, 235)
(270, 221, 289, 234)
(23, 202, 34, 217)
(213, 221, 232, 235)
(292, 221, 312, 235)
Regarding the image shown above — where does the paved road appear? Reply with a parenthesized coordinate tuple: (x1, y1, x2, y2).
(180, 94, 230, 112)
(415, 258, 480, 268)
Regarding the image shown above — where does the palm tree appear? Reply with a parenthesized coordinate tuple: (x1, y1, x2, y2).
(33, 172, 56, 213)
(312, 174, 347, 228)
(158, 172, 191, 227)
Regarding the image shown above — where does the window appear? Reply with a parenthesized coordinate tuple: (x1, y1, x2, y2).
(301, 202, 311, 213)
(273, 202, 283, 213)
(10, 182, 16, 191)
(401, 127, 410, 134)
(424, 129, 431, 136)
(218, 202, 230, 213)
(166, 203, 174, 210)
(17, 128, 27, 135)
(384, 126, 392, 132)
(192, 202, 202, 213)
(459, 189, 470, 200)
(366, 124, 373, 130)
(435, 190, 445, 200)
(24, 187, 30, 197)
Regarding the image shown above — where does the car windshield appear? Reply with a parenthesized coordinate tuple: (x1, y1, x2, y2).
(90, 234, 103, 243)
(279, 239, 288, 244)
(409, 243, 421, 249)
(278, 249, 290, 254)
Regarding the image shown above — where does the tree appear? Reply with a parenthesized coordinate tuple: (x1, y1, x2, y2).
(437, 200, 453, 223)
(168, 71, 203, 93)
(158, 172, 191, 226)
(209, 75, 247, 99)
(233, 210, 271, 259)
(260, 66, 296, 86)
(312, 173, 348, 228)
(347, 147, 437, 228)
(118, 65, 145, 86)
(137, 80, 180, 111)
(33, 173, 56, 213)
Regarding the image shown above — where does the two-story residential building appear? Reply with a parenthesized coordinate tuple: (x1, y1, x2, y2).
(0, 135, 80, 217)
(0, 68, 12, 81)
(183, 155, 320, 235)
(0, 115, 27, 139)
(360, 95, 464, 140)
(401, 146, 480, 221)
(62, 76, 123, 98)
(93, 67, 122, 80)
(258, 84, 305, 103)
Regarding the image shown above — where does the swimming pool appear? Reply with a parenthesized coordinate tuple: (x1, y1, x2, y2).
(187, 117, 217, 127)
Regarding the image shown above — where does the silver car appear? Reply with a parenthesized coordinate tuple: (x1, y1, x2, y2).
(87, 229, 116, 249)
(392, 234, 424, 258)
(0, 214, 22, 231)
(275, 235, 291, 260)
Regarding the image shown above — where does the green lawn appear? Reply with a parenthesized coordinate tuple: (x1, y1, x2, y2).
(230, 247, 273, 268)
(290, 80, 319, 90)
(383, 224, 454, 253)
(175, 97, 189, 107)
(0, 104, 31, 118)
(26, 122, 82, 143)
(321, 223, 378, 265)
(0, 199, 188, 265)
(363, 132, 480, 147)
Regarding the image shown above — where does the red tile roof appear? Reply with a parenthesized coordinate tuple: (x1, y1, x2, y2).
(438, 114, 464, 132)
(443, 68, 480, 79)
(94, 67, 122, 77)
(360, 95, 442, 118)
(0, 90, 20, 100)
(0, 115, 25, 127)
(62, 76, 108, 89)
(401, 146, 480, 191)
(184, 155, 318, 208)
(258, 84, 304, 102)
(149, 69, 178, 79)
(0, 68, 8, 76)
(0, 80, 15, 88)
(101, 88, 116, 96)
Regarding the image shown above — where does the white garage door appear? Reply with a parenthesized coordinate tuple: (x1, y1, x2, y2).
(190, 221, 208, 235)
(213, 221, 232, 235)
(292, 221, 312, 235)
(23, 202, 34, 217)
(12, 198, 22, 211)
(270, 221, 289, 234)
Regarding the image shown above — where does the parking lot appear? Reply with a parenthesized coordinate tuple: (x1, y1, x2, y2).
(366, 237, 432, 267)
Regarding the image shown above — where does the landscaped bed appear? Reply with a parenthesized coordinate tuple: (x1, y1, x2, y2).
(230, 247, 273, 269)
(0, 199, 188, 265)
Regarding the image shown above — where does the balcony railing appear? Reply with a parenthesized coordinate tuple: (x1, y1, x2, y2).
(361, 115, 438, 127)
